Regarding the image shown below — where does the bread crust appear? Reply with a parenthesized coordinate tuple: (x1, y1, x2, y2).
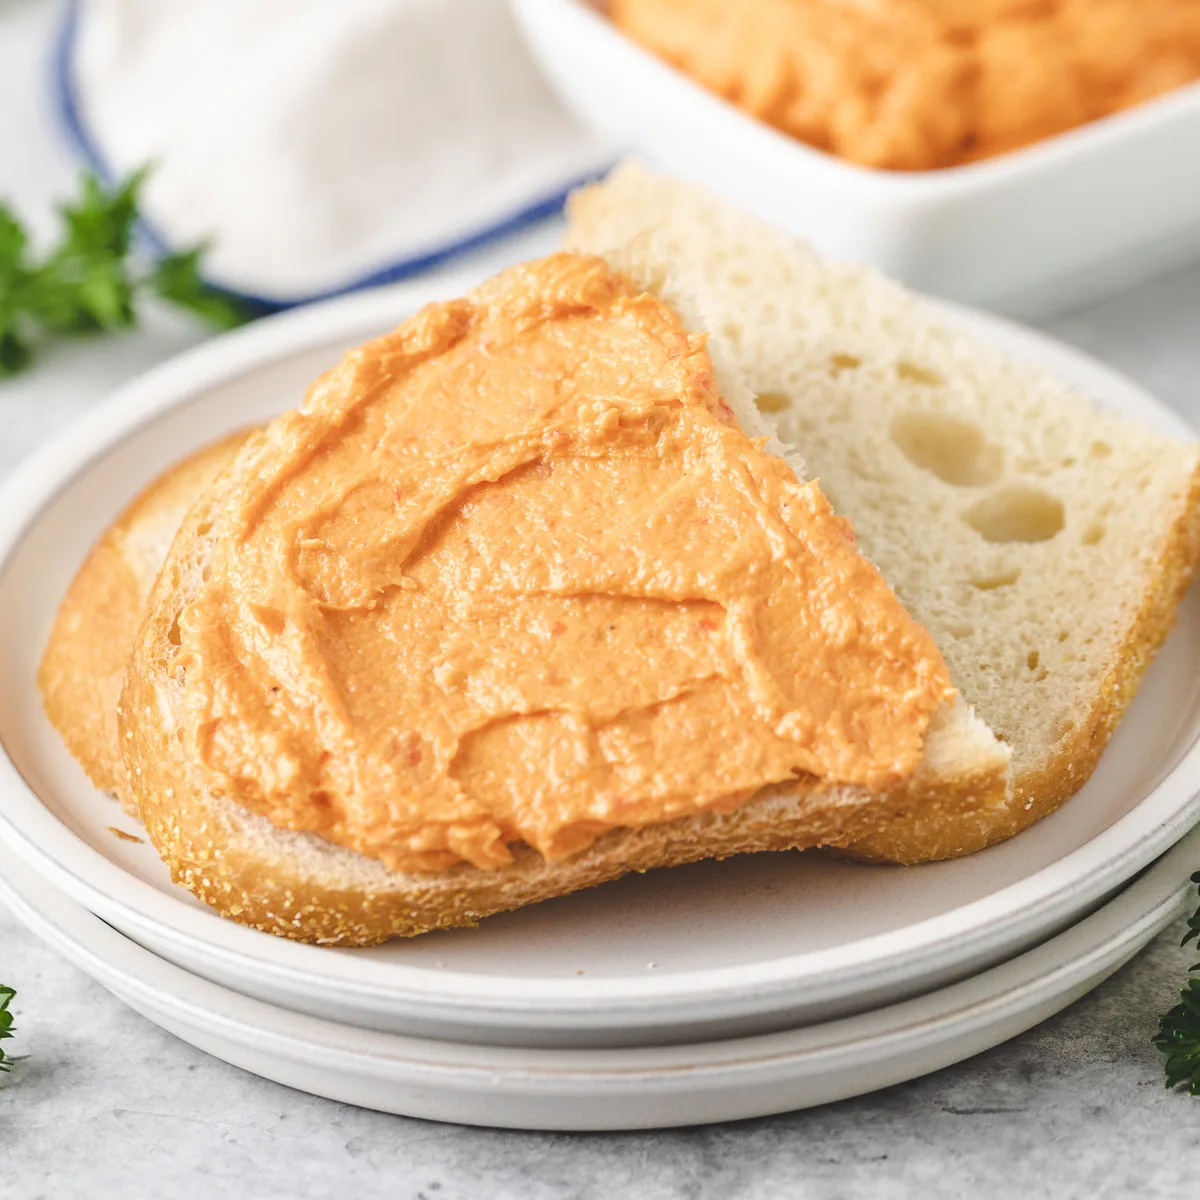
(120, 475, 1009, 945)
(846, 457, 1200, 863)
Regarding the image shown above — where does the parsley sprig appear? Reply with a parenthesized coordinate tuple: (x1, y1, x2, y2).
(1154, 871, 1200, 1094)
(0, 985, 15, 1073)
(0, 169, 249, 376)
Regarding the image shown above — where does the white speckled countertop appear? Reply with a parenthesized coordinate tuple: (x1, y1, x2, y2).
(4, 3, 1200, 1196)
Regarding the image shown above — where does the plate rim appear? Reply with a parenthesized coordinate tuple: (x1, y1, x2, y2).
(0, 265, 1198, 1026)
(0, 826, 1193, 1083)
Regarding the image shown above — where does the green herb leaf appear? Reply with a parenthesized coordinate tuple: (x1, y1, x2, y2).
(0, 985, 15, 1074)
(1182, 869, 1200, 952)
(56, 168, 144, 261)
(78, 256, 137, 330)
(0, 205, 28, 274)
(149, 246, 250, 331)
(0, 168, 250, 378)
(0, 326, 33, 375)
(0, 201, 33, 371)
(1155, 871, 1200, 1095)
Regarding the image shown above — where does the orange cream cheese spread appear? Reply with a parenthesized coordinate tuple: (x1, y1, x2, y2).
(172, 254, 952, 873)
(612, 0, 1200, 170)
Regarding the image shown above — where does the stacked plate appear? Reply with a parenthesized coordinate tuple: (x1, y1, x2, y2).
(1, 267, 1199, 1130)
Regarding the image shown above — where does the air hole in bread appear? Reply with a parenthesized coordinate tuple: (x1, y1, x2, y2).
(828, 353, 861, 374)
(947, 622, 974, 639)
(970, 568, 1020, 590)
(166, 617, 182, 647)
(1027, 649, 1040, 670)
(895, 361, 944, 385)
(195, 521, 213, 538)
(1090, 441, 1113, 459)
(1082, 522, 1106, 546)
(963, 487, 1064, 544)
(754, 391, 790, 414)
(890, 411, 1004, 487)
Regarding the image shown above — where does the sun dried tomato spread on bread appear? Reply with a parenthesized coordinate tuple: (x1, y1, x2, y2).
(43, 250, 1004, 943)
(153, 254, 951, 874)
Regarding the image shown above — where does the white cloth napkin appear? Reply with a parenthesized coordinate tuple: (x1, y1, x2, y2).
(61, 0, 610, 305)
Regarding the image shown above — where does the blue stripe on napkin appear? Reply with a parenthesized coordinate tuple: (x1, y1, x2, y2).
(51, 0, 609, 312)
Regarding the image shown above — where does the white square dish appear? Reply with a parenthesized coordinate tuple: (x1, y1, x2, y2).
(512, 0, 1200, 318)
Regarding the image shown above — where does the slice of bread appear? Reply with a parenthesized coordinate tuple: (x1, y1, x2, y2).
(117, 257, 1007, 944)
(39, 432, 249, 811)
(565, 163, 1200, 862)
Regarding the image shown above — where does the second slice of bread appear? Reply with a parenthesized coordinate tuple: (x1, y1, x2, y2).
(565, 163, 1200, 862)
(39, 432, 248, 811)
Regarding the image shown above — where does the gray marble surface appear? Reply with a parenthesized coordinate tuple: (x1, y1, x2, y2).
(2, 906, 1198, 1200)
(4, 1, 1200, 1196)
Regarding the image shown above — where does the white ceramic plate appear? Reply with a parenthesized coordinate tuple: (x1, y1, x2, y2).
(0, 260, 1198, 1047)
(2, 828, 1195, 1131)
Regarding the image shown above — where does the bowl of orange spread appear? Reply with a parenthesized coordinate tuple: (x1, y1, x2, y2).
(513, 0, 1200, 316)
(608, 0, 1200, 171)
